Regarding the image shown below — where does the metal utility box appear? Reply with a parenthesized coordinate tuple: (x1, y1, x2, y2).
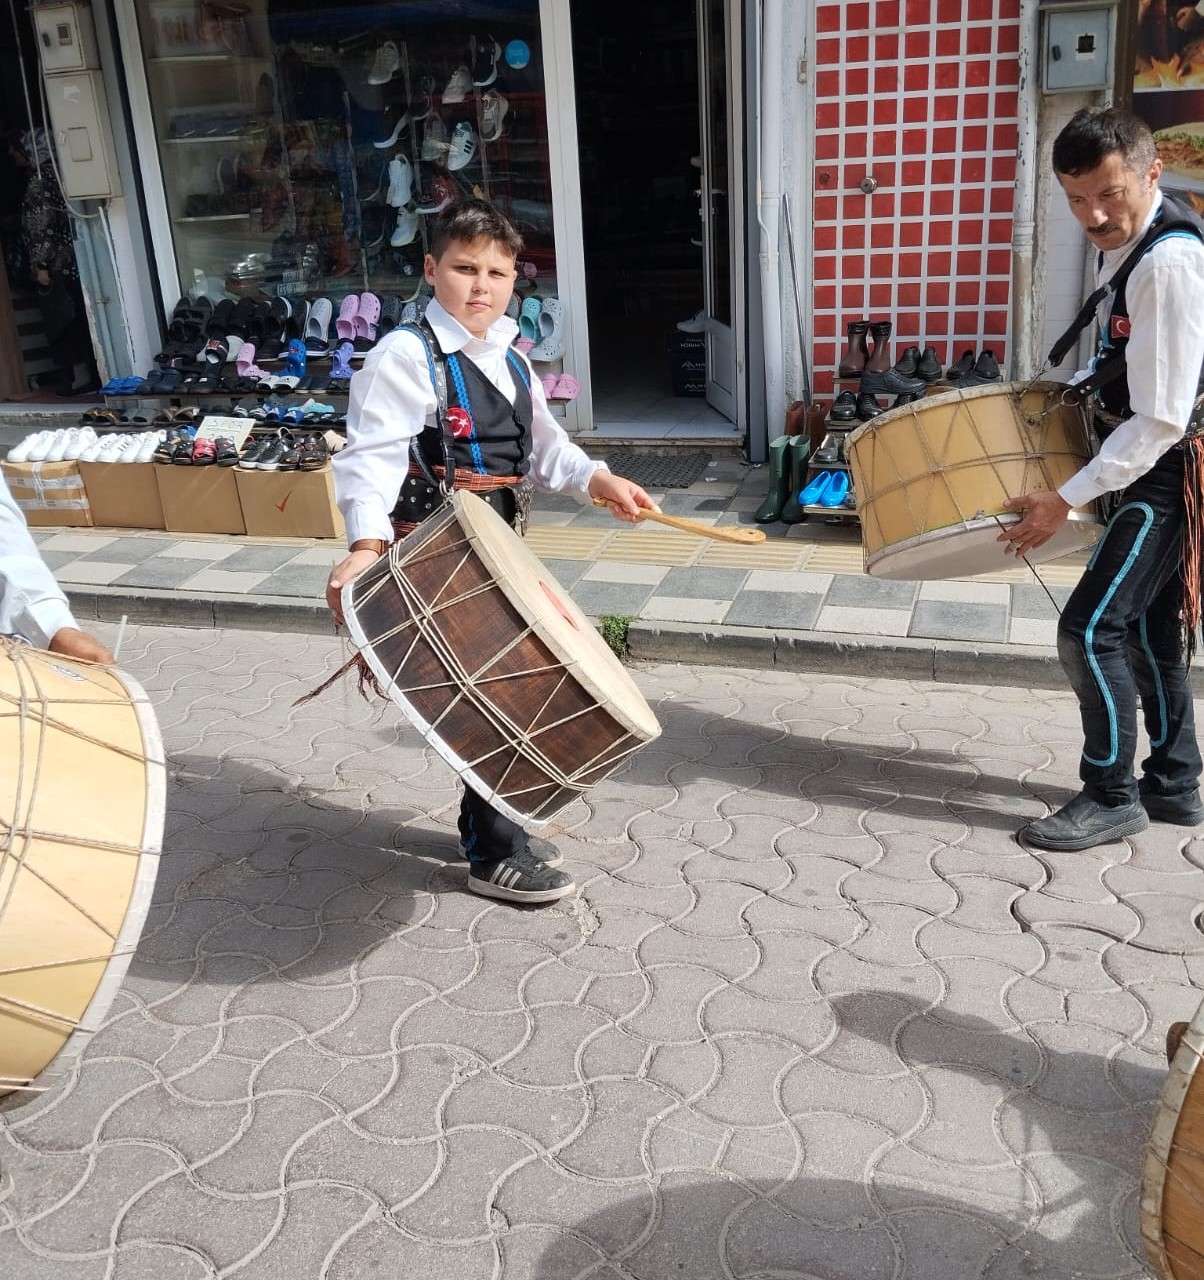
(1040, 2, 1116, 93)
(42, 70, 119, 199)
(30, 2, 99, 73)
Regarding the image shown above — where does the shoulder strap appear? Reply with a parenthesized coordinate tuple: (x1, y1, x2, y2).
(399, 320, 454, 494)
(1046, 196, 1204, 371)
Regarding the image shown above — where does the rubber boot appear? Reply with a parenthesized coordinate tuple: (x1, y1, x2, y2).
(837, 321, 870, 378)
(754, 435, 790, 523)
(865, 320, 893, 373)
(779, 436, 811, 524)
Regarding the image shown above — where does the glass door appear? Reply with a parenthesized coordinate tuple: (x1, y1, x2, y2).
(697, 0, 743, 422)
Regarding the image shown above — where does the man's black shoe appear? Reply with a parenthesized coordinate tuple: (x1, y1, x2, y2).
(916, 346, 943, 381)
(891, 391, 922, 408)
(973, 349, 1002, 380)
(945, 349, 975, 381)
(1019, 792, 1148, 851)
(859, 367, 926, 397)
(893, 346, 921, 376)
(459, 835, 565, 866)
(1139, 788, 1204, 826)
(830, 390, 858, 421)
(855, 392, 883, 421)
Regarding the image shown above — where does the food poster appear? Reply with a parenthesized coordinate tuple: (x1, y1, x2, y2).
(1135, 1, 1204, 207)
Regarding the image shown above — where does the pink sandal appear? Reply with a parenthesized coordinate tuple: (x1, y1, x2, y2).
(353, 291, 381, 349)
(540, 373, 559, 399)
(551, 374, 580, 401)
(235, 341, 272, 382)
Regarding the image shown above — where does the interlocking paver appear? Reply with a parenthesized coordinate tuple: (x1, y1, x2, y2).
(3, 621, 1203, 1280)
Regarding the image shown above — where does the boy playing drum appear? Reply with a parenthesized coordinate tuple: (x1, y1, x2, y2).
(326, 199, 654, 905)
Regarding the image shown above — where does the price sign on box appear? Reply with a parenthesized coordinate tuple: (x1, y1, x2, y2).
(195, 415, 253, 449)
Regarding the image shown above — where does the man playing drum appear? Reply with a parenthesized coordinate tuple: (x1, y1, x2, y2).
(0, 470, 112, 663)
(326, 199, 655, 906)
(1001, 107, 1204, 851)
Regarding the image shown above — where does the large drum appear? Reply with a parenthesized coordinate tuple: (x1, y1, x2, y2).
(1, 639, 164, 1103)
(1142, 997, 1204, 1280)
(342, 490, 661, 826)
(846, 380, 1103, 580)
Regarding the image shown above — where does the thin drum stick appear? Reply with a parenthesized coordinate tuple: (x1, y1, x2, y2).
(113, 614, 128, 661)
(593, 500, 766, 544)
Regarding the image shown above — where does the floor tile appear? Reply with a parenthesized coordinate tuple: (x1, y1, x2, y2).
(58, 560, 132, 586)
(110, 557, 205, 590)
(73, 536, 166, 564)
(724, 590, 822, 630)
(569, 580, 656, 618)
(582, 562, 669, 585)
(816, 605, 912, 636)
(656, 566, 748, 600)
(743, 569, 833, 595)
(157, 540, 242, 561)
(643, 595, 728, 623)
(180, 569, 272, 594)
(909, 601, 1009, 643)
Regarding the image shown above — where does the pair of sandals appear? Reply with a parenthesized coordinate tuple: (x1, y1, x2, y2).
(539, 373, 580, 402)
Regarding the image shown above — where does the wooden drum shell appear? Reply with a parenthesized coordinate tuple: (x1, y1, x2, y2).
(342, 491, 660, 826)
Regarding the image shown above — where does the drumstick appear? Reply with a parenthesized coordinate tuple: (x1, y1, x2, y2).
(593, 500, 766, 544)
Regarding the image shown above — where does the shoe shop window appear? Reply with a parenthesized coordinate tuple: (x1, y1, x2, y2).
(132, 0, 556, 319)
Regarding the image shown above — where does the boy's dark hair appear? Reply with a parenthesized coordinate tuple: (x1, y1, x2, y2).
(1052, 107, 1157, 178)
(428, 199, 523, 261)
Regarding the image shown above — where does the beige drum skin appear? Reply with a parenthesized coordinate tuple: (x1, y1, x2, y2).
(342, 490, 661, 826)
(1, 640, 165, 1103)
(1141, 996, 1204, 1280)
(846, 380, 1103, 580)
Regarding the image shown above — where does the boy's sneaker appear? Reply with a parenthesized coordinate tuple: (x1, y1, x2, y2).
(467, 846, 575, 903)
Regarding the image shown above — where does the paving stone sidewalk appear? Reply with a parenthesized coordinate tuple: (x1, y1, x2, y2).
(34, 457, 1090, 685)
(1, 621, 1201, 1279)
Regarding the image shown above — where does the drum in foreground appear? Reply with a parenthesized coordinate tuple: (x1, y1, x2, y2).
(1, 639, 165, 1103)
(846, 380, 1103, 580)
(1142, 996, 1204, 1280)
(342, 490, 661, 827)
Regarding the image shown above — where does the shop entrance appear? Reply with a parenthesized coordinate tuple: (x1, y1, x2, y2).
(568, 0, 741, 436)
(0, 2, 98, 400)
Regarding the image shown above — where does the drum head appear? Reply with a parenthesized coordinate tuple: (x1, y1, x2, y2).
(1141, 995, 1204, 1280)
(864, 510, 1102, 580)
(456, 492, 661, 742)
(0, 643, 165, 1103)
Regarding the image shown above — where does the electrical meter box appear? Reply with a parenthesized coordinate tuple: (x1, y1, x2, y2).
(30, 2, 99, 73)
(42, 70, 119, 198)
(1041, 2, 1116, 93)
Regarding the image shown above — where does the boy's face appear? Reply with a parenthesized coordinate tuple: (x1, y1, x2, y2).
(425, 236, 517, 338)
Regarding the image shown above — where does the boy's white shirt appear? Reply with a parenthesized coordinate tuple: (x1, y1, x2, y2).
(333, 297, 605, 545)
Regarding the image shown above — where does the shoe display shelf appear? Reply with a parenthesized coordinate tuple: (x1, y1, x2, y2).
(798, 421, 858, 523)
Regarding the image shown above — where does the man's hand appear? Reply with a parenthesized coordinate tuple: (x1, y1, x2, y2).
(588, 471, 658, 523)
(998, 490, 1072, 558)
(48, 627, 114, 664)
(325, 549, 382, 624)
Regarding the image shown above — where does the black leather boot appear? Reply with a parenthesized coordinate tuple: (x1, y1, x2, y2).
(1019, 791, 1148, 851)
(837, 321, 870, 378)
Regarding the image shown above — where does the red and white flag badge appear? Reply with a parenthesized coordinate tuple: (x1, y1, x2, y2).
(1110, 315, 1131, 340)
(445, 407, 474, 439)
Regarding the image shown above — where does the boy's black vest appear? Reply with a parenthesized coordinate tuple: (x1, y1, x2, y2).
(1091, 192, 1204, 423)
(390, 321, 534, 528)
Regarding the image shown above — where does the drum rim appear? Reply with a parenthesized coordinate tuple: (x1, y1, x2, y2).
(862, 508, 1102, 578)
(1140, 993, 1204, 1280)
(846, 378, 1080, 450)
(2, 650, 167, 1101)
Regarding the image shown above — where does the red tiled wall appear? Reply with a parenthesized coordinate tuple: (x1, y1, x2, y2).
(810, 0, 1019, 398)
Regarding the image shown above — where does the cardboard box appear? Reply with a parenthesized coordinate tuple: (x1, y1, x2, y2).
(667, 331, 706, 397)
(154, 465, 245, 535)
(78, 461, 165, 530)
(234, 464, 344, 538)
(1, 459, 92, 526)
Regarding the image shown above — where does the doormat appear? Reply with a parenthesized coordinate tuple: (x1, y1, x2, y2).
(603, 451, 712, 489)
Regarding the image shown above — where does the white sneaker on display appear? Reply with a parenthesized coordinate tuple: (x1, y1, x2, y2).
(367, 41, 400, 86)
(120, 435, 145, 462)
(97, 434, 127, 460)
(79, 436, 105, 462)
(391, 207, 418, 247)
(137, 432, 163, 462)
(386, 156, 413, 207)
(64, 428, 96, 460)
(447, 122, 476, 172)
(7, 431, 49, 463)
(45, 429, 78, 463)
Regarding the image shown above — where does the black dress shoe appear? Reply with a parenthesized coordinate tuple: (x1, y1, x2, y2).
(893, 346, 921, 376)
(916, 346, 943, 381)
(1019, 792, 1149, 851)
(1139, 787, 1204, 826)
(891, 391, 922, 408)
(945, 349, 975, 381)
(855, 392, 883, 421)
(859, 367, 926, 396)
(830, 390, 858, 421)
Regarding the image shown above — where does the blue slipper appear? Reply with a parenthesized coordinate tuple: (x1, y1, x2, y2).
(798, 471, 833, 506)
(819, 470, 850, 507)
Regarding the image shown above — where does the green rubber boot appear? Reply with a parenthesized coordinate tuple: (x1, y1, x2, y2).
(779, 436, 811, 524)
(754, 435, 790, 523)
